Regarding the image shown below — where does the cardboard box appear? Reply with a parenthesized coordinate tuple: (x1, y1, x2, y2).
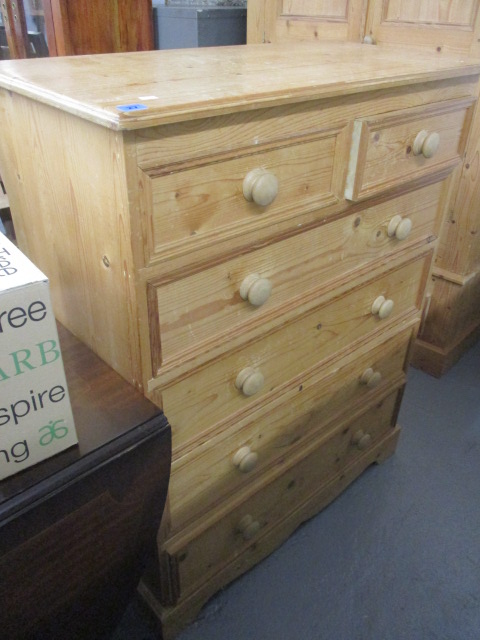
(0, 233, 77, 480)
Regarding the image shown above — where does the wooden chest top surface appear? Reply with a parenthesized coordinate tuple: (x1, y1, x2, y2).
(0, 42, 478, 129)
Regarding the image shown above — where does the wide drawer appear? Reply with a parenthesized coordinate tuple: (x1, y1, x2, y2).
(139, 129, 346, 263)
(149, 183, 441, 371)
(157, 250, 431, 451)
(345, 97, 474, 202)
(160, 390, 401, 602)
(168, 325, 413, 532)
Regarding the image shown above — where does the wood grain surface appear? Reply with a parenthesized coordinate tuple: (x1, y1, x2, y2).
(0, 43, 478, 129)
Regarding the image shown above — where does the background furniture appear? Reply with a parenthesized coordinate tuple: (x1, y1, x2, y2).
(152, 3, 246, 50)
(0, 1, 31, 59)
(0, 0, 153, 59)
(247, 0, 480, 377)
(43, 0, 154, 56)
(0, 324, 171, 639)
(0, 46, 477, 638)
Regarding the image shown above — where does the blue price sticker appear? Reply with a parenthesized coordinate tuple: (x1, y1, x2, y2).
(116, 103, 148, 112)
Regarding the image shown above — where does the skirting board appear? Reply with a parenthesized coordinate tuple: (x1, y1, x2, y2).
(412, 321, 480, 377)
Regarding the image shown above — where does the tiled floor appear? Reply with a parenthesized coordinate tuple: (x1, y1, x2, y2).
(113, 339, 480, 640)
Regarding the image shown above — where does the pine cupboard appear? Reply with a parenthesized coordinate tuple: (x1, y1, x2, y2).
(0, 45, 478, 637)
(248, 0, 480, 376)
(248, 0, 480, 54)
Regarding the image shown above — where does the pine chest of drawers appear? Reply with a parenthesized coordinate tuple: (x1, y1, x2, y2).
(0, 43, 478, 637)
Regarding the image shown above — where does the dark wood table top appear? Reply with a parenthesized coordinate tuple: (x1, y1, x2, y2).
(0, 323, 170, 639)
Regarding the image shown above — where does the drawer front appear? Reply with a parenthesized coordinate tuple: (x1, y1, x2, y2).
(168, 326, 413, 532)
(345, 97, 474, 202)
(161, 390, 400, 599)
(158, 251, 431, 450)
(149, 183, 441, 371)
(134, 80, 477, 171)
(140, 131, 345, 263)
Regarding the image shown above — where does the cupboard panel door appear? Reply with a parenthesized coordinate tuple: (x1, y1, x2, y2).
(365, 0, 480, 55)
(382, 0, 477, 25)
(247, 0, 367, 44)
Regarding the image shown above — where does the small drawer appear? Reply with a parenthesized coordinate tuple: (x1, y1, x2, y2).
(149, 183, 441, 370)
(157, 251, 431, 451)
(345, 97, 475, 202)
(139, 130, 345, 263)
(168, 326, 412, 533)
(160, 390, 400, 602)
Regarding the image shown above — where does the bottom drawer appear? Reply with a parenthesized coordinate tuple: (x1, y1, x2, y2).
(159, 389, 401, 603)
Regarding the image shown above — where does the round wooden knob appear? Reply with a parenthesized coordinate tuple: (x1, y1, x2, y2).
(237, 514, 261, 541)
(240, 273, 272, 307)
(352, 430, 372, 450)
(232, 446, 259, 473)
(360, 367, 382, 388)
(413, 130, 440, 159)
(387, 215, 412, 241)
(235, 367, 264, 397)
(243, 168, 279, 206)
(371, 295, 394, 319)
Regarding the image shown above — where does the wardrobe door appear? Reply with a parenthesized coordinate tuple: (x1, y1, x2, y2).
(365, 0, 480, 55)
(247, 0, 367, 44)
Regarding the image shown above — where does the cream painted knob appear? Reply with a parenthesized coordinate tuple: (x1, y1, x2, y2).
(243, 168, 279, 206)
(233, 446, 259, 473)
(363, 35, 375, 44)
(360, 367, 382, 389)
(237, 514, 261, 541)
(240, 273, 273, 307)
(387, 215, 412, 241)
(352, 430, 372, 450)
(413, 130, 440, 159)
(371, 295, 394, 319)
(235, 367, 264, 397)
